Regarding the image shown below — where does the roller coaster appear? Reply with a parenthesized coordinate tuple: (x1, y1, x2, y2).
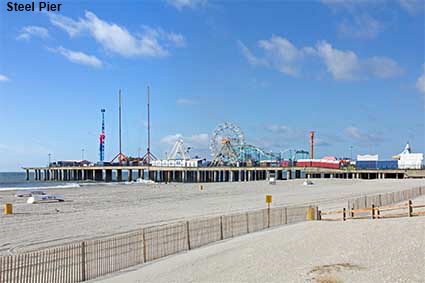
(209, 122, 309, 166)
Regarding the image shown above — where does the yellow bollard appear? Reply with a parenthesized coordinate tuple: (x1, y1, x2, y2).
(4, 203, 12, 215)
(306, 207, 315, 221)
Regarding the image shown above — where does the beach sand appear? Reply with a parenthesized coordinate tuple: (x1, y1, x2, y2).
(93, 215, 425, 283)
(1, 179, 424, 255)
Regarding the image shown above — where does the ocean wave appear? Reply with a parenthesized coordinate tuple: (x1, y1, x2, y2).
(0, 183, 80, 192)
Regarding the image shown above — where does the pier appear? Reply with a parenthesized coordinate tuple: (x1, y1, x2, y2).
(22, 166, 418, 183)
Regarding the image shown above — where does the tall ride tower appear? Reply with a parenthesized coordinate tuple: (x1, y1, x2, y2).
(309, 131, 314, 159)
(111, 89, 128, 164)
(141, 84, 157, 165)
(99, 109, 106, 161)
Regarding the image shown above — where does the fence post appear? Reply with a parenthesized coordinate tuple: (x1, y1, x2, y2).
(220, 216, 224, 240)
(342, 208, 346, 221)
(350, 205, 354, 218)
(142, 229, 147, 262)
(186, 221, 191, 250)
(81, 241, 86, 281)
(371, 204, 375, 219)
(267, 204, 270, 228)
(315, 207, 320, 221)
(408, 200, 413, 217)
(317, 210, 321, 221)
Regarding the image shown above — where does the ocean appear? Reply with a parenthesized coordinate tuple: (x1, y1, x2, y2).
(0, 172, 80, 191)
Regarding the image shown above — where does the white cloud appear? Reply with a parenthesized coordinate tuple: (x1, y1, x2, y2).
(266, 124, 290, 134)
(399, 0, 425, 14)
(239, 36, 304, 77)
(46, 12, 85, 37)
(344, 127, 382, 143)
(314, 41, 402, 79)
(321, 0, 385, 39)
(264, 125, 307, 143)
(176, 98, 197, 105)
(365, 56, 404, 78)
(258, 35, 304, 76)
(315, 42, 403, 80)
(321, 0, 383, 11)
(0, 74, 10, 82)
(416, 65, 425, 93)
(238, 41, 268, 66)
(338, 14, 383, 39)
(142, 26, 185, 47)
(17, 26, 49, 40)
(315, 41, 361, 80)
(167, 0, 207, 10)
(240, 37, 402, 80)
(161, 134, 183, 145)
(187, 133, 209, 145)
(49, 46, 103, 68)
(46, 11, 184, 57)
(161, 133, 209, 148)
(315, 138, 332, 147)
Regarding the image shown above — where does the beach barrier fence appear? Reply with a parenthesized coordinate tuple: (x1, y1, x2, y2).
(347, 186, 425, 210)
(320, 199, 425, 221)
(0, 205, 316, 283)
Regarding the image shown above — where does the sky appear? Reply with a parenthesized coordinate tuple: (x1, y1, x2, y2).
(0, 0, 424, 171)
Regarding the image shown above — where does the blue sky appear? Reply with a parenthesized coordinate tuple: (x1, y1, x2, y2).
(0, 0, 424, 171)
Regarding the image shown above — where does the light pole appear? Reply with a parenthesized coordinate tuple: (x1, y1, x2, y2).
(82, 149, 85, 160)
(48, 153, 51, 165)
(350, 146, 353, 160)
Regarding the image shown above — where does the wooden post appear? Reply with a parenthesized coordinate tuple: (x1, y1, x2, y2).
(186, 221, 191, 250)
(81, 241, 86, 281)
(408, 200, 413, 217)
(142, 229, 147, 263)
(376, 207, 380, 219)
(317, 210, 322, 221)
(267, 203, 270, 228)
(342, 208, 346, 221)
(220, 216, 224, 240)
(371, 204, 375, 219)
(246, 212, 250, 233)
(350, 205, 354, 218)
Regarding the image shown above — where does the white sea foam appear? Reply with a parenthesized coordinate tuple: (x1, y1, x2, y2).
(0, 183, 80, 192)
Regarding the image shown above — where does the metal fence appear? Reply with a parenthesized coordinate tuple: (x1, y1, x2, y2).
(348, 186, 425, 210)
(0, 205, 315, 283)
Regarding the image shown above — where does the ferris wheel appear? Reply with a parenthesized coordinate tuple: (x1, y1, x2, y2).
(210, 122, 245, 163)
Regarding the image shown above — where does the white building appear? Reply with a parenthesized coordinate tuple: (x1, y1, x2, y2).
(395, 143, 423, 169)
(357, 154, 379, 161)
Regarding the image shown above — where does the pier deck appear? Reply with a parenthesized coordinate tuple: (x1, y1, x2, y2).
(22, 166, 421, 182)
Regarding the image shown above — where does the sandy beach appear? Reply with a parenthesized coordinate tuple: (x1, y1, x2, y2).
(92, 215, 425, 283)
(1, 179, 424, 255)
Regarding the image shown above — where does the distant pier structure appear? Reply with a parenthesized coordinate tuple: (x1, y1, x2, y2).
(22, 165, 419, 183)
